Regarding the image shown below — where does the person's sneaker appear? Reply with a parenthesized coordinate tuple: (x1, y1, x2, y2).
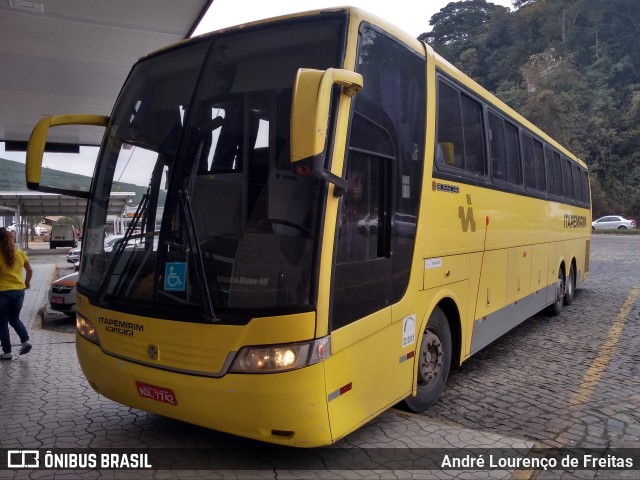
(19, 341, 32, 355)
(0, 352, 12, 360)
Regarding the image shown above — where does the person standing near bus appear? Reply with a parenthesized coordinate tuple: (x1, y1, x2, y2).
(0, 228, 33, 360)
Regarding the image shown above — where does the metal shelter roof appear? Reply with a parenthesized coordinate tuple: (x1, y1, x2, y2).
(0, 0, 212, 146)
(0, 191, 134, 217)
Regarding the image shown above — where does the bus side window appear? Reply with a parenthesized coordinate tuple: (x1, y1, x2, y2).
(581, 169, 590, 205)
(573, 163, 583, 203)
(552, 150, 563, 197)
(333, 112, 393, 329)
(436, 142, 454, 165)
(532, 138, 546, 192)
(436, 81, 465, 170)
(436, 79, 485, 176)
(544, 146, 556, 196)
(504, 121, 521, 185)
(333, 26, 425, 330)
(460, 94, 485, 176)
(489, 112, 506, 181)
(489, 112, 520, 185)
(523, 133, 546, 193)
(522, 133, 536, 189)
(561, 156, 574, 200)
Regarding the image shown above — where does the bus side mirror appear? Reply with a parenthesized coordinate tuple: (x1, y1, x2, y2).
(290, 68, 363, 197)
(26, 114, 109, 198)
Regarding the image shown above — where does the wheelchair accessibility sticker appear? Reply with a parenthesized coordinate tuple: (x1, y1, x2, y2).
(164, 262, 187, 291)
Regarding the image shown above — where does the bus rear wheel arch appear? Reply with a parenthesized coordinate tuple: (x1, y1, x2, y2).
(404, 306, 452, 412)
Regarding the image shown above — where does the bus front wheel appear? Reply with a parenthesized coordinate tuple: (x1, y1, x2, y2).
(404, 306, 452, 412)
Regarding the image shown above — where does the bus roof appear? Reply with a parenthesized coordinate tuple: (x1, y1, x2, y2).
(143, 7, 425, 62)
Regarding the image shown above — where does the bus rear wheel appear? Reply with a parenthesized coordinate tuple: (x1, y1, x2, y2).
(564, 263, 575, 306)
(546, 267, 565, 316)
(404, 306, 451, 412)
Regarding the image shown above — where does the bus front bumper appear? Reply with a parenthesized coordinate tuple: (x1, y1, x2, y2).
(76, 335, 333, 447)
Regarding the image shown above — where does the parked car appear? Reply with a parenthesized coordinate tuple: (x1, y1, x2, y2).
(48, 272, 78, 317)
(67, 234, 132, 268)
(67, 245, 81, 264)
(8, 223, 47, 236)
(591, 215, 636, 230)
(6, 223, 26, 233)
(104, 234, 127, 252)
(35, 223, 48, 235)
(50, 223, 77, 249)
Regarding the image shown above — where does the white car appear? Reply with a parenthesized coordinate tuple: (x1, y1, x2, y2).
(69, 235, 137, 268)
(104, 234, 127, 252)
(67, 245, 81, 264)
(591, 215, 636, 230)
(8, 223, 47, 235)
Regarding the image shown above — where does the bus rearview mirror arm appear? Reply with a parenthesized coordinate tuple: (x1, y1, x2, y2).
(26, 114, 109, 197)
(293, 154, 349, 197)
(290, 68, 363, 198)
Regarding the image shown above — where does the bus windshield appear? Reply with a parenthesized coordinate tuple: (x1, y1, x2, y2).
(79, 16, 346, 322)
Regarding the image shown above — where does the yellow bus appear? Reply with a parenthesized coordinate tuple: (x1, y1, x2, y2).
(25, 7, 591, 447)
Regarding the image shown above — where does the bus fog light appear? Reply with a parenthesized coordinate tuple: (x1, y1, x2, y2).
(76, 313, 100, 345)
(230, 336, 331, 373)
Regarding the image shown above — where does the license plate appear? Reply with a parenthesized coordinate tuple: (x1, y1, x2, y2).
(51, 297, 64, 304)
(136, 381, 177, 406)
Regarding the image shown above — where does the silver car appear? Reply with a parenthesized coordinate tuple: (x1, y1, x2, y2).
(67, 245, 81, 263)
(592, 215, 636, 230)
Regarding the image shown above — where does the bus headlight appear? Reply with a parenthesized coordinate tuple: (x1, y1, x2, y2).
(229, 336, 331, 373)
(76, 313, 100, 345)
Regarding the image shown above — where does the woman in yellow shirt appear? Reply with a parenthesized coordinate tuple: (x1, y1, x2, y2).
(0, 228, 33, 360)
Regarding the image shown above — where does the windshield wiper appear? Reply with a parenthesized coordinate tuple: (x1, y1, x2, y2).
(178, 188, 217, 322)
(98, 191, 150, 304)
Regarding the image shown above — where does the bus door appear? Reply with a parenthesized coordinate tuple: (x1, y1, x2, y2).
(322, 25, 426, 441)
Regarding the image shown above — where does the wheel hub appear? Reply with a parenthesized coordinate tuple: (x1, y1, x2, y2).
(417, 329, 443, 387)
(556, 274, 565, 303)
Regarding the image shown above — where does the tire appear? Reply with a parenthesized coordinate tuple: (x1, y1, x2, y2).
(404, 306, 452, 412)
(546, 266, 565, 316)
(618, 226, 627, 230)
(564, 262, 575, 306)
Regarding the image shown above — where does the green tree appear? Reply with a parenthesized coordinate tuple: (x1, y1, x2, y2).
(419, 0, 640, 221)
(419, 0, 510, 63)
(26, 215, 44, 241)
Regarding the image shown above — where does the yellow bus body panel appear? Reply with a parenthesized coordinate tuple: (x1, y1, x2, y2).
(418, 177, 590, 360)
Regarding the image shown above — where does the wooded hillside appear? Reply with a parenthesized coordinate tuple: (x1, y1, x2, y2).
(420, 0, 640, 220)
